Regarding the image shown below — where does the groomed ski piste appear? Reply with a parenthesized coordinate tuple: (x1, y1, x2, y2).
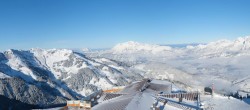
(46, 79, 250, 110)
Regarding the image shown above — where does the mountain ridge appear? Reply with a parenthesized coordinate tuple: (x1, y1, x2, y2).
(1, 36, 250, 108)
(0, 49, 143, 107)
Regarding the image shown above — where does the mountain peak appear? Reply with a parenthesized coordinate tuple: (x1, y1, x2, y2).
(112, 41, 172, 53)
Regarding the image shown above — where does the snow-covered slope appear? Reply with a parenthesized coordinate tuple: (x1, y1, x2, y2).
(200, 94, 250, 110)
(0, 49, 143, 108)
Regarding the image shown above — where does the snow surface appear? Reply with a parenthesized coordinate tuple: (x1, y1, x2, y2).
(200, 94, 250, 110)
(92, 79, 250, 110)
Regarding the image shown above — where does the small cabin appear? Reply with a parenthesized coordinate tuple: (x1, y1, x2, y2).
(204, 87, 213, 95)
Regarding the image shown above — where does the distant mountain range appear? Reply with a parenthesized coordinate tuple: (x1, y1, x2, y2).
(0, 36, 250, 108)
(160, 43, 203, 48)
(89, 36, 250, 94)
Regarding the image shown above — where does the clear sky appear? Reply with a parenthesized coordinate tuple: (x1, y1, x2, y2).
(0, 0, 250, 50)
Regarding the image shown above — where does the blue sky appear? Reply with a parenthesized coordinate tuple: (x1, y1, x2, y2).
(0, 0, 250, 50)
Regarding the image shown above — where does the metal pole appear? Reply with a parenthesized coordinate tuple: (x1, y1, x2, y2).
(212, 83, 214, 97)
(171, 82, 172, 93)
(197, 90, 200, 110)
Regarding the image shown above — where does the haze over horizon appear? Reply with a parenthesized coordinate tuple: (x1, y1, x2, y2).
(1, 0, 250, 51)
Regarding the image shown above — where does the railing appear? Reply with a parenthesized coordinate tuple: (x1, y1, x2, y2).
(156, 92, 201, 110)
(157, 93, 199, 101)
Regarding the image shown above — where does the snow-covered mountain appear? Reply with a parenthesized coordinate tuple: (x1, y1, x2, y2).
(87, 36, 250, 95)
(186, 36, 250, 58)
(112, 41, 172, 54)
(0, 49, 143, 108)
(1, 36, 250, 108)
(109, 36, 250, 58)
